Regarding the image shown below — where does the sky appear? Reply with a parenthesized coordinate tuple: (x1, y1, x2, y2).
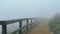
(0, 0, 60, 20)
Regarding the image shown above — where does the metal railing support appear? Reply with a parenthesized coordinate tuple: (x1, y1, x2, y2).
(31, 19, 32, 29)
(27, 19, 29, 31)
(19, 20, 22, 34)
(2, 21, 7, 34)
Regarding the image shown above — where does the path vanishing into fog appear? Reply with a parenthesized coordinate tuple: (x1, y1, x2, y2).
(27, 22, 53, 34)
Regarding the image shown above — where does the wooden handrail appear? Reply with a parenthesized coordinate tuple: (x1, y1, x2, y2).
(0, 18, 39, 34)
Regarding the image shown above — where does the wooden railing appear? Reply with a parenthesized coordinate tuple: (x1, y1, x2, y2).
(0, 18, 40, 34)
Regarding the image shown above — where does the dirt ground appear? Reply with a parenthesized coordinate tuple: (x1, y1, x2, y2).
(28, 23, 53, 34)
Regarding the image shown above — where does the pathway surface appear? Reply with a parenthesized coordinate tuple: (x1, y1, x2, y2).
(28, 23, 53, 34)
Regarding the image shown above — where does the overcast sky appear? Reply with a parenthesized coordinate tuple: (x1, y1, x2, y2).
(0, 0, 60, 20)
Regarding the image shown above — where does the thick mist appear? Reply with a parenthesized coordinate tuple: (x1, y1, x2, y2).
(0, 0, 60, 20)
(0, 0, 60, 34)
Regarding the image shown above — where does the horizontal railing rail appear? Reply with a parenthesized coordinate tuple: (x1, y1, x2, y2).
(0, 18, 40, 34)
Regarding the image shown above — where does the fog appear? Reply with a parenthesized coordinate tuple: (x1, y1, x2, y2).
(0, 0, 60, 34)
(0, 0, 60, 20)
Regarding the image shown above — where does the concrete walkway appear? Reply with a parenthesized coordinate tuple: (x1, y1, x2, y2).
(27, 23, 53, 34)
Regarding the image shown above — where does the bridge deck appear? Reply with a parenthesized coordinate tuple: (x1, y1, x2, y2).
(27, 23, 53, 34)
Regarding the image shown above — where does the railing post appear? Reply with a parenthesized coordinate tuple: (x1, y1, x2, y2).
(31, 19, 32, 28)
(19, 20, 22, 34)
(34, 18, 36, 25)
(27, 19, 29, 31)
(2, 21, 7, 34)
